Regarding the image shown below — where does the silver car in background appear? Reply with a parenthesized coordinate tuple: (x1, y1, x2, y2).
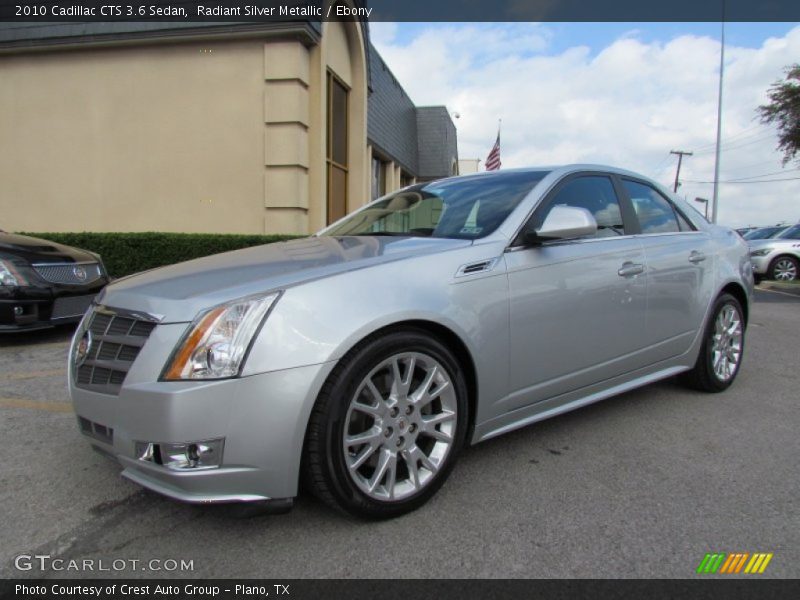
(749, 223, 800, 281)
(69, 165, 753, 519)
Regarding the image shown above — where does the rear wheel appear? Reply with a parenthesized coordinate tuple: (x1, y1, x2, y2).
(303, 330, 468, 519)
(768, 255, 798, 281)
(681, 293, 745, 392)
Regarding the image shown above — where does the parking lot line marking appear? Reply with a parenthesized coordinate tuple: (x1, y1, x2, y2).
(0, 368, 66, 381)
(758, 286, 800, 299)
(0, 397, 73, 413)
(0, 341, 70, 352)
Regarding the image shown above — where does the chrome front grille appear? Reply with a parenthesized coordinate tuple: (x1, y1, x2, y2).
(33, 262, 103, 285)
(74, 307, 158, 395)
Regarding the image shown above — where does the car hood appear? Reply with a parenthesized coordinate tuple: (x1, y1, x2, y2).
(0, 232, 97, 264)
(99, 236, 471, 323)
(748, 239, 800, 250)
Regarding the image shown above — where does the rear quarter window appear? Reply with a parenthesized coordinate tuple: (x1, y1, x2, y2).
(622, 179, 691, 234)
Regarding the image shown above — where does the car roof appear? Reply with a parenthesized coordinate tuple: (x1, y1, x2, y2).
(434, 164, 657, 184)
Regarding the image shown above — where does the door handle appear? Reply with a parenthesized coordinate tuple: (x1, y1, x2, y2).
(618, 262, 645, 277)
(689, 251, 707, 264)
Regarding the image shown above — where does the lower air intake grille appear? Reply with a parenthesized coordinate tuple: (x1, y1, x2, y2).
(78, 416, 114, 444)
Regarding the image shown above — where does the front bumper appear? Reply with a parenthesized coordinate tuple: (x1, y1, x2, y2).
(70, 357, 336, 504)
(750, 255, 771, 275)
(0, 282, 105, 332)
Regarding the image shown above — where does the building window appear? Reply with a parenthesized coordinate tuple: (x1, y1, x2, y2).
(327, 71, 349, 224)
(371, 156, 386, 200)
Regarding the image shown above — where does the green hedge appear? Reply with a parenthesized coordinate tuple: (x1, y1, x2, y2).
(20, 232, 303, 279)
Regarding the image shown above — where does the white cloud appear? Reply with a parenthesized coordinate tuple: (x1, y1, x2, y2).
(373, 24, 800, 227)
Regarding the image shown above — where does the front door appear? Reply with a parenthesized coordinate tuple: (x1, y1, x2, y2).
(503, 173, 649, 413)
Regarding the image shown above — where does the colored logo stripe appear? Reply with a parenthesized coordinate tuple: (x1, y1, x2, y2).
(719, 553, 748, 573)
(745, 553, 773, 574)
(697, 552, 773, 574)
(697, 553, 726, 573)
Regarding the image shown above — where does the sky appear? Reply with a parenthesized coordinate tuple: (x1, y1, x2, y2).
(370, 22, 800, 228)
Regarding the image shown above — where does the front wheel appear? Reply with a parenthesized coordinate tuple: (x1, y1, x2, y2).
(303, 330, 468, 519)
(681, 293, 745, 392)
(768, 255, 799, 281)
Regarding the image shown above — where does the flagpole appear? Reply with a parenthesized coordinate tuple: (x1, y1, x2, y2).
(498, 119, 501, 170)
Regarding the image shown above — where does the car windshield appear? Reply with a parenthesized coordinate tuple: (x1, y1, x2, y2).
(321, 171, 549, 240)
(775, 224, 800, 240)
(743, 226, 788, 240)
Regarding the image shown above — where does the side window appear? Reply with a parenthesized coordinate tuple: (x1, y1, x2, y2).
(534, 176, 625, 238)
(779, 225, 800, 240)
(623, 180, 685, 234)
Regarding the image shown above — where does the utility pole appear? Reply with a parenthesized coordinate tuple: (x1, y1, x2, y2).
(670, 150, 693, 192)
(711, 4, 726, 223)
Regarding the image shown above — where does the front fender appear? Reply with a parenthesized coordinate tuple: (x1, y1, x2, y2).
(241, 248, 512, 426)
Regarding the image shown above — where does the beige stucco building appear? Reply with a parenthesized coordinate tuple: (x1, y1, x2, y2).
(0, 17, 458, 235)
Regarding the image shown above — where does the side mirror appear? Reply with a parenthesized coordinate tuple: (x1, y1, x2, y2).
(523, 205, 598, 245)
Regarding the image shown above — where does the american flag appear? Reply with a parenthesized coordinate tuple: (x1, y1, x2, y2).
(485, 131, 501, 171)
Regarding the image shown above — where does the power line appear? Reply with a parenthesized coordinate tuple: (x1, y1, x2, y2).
(723, 158, 784, 171)
(648, 152, 673, 175)
(690, 124, 765, 153)
(692, 132, 776, 156)
(684, 176, 800, 184)
(721, 168, 800, 182)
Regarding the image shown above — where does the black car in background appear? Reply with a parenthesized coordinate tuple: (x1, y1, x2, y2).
(0, 232, 109, 332)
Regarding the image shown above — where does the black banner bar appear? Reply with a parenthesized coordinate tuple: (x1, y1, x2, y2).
(1, 0, 800, 23)
(3, 579, 800, 600)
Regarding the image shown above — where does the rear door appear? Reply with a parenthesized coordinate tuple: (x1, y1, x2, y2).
(619, 177, 715, 363)
(503, 172, 649, 412)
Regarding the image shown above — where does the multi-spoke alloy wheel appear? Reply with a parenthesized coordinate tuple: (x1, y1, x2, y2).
(769, 256, 798, 281)
(710, 304, 743, 382)
(343, 352, 457, 501)
(681, 293, 745, 393)
(304, 330, 468, 519)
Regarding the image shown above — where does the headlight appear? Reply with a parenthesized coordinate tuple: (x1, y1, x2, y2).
(750, 248, 772, 257)
(162, 292, 281, 380)
(0, 259, 28, 286)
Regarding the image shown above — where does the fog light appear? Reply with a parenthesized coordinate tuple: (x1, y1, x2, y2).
(13, 306, 23, 316)
(135, 438, 224, 470)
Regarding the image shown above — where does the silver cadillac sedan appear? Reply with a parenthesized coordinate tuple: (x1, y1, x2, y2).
(69, 165, 753, 519)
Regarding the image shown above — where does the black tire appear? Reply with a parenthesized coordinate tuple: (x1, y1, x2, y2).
(303, 328, 469, 519)
(768, 255, 799, 281)
(681, 293, 745, 393)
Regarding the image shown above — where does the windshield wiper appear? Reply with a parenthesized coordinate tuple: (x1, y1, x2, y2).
(346, 231, 427, 237)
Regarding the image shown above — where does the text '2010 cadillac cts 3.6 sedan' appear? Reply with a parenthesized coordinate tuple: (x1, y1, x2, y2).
(69, 165, 753, 518)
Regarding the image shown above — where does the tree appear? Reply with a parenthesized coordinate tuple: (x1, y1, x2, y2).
(758, 64, 800, 165)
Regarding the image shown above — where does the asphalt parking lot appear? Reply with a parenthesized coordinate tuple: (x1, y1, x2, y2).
(1, 287, 798, 579)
